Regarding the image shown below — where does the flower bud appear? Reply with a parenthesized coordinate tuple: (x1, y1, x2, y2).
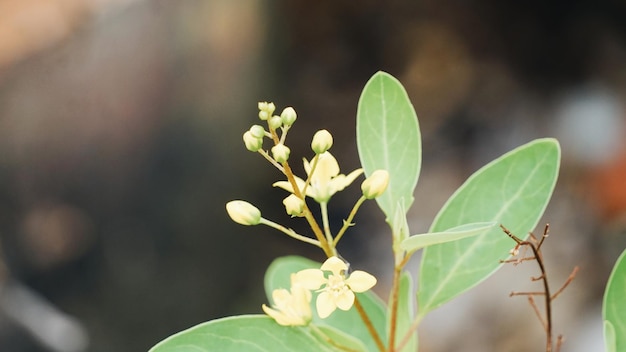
(258, 102, 276, 120)
(283, 194, 305, 217)
(311, 129, 333, 154)
(361, 169, 389, 199)
(243, 131, 263, 152)
(249, 125, 265, 139)
(280, 107, 297, 126)
(226, 200, 261, 225)
(259, 110, 270, 121)
(271, 143, 291, 163)
(269, 115, 283, 130)
(258, 101, 275, 114)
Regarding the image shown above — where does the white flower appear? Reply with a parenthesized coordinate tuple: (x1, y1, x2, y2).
(294, 256, 376, 319)
(273, 152, 363, 203)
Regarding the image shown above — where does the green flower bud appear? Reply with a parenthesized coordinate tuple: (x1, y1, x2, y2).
(226, 200, 261, 225)
(361, 169, 389, 199)
(259, 110, 270, 121)
(280, 107, 297, 126)
(269, 115, 283, 130)
(311, 129, 333, 154)
(283, 194, 305, 217)
(258, 102, 276, 120)
(250, 125, 266, 138)
(243, 131, 263, 152)
(258, 101, 275, 114)
(272, 143, 291, 163)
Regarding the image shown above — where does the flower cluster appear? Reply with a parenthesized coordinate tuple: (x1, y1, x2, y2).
(225, 102, 385, 325)
(262, 256, 377, 325)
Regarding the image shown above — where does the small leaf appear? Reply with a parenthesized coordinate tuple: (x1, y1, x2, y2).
(419, 139, 560, 315)
(387, 271, 417, 352)
(357, 71, 421, 222)
(265, 256, 387, 351)
(400, 222, 496, 253)
(149, 315, 365, 352)
(603, 248, 626, 352)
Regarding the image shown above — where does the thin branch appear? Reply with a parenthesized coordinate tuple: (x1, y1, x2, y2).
(353, 297, 385, 352)
(500, 224, 576, 352)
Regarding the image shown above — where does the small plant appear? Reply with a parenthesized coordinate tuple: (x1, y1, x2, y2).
(148, 72, 625, 352)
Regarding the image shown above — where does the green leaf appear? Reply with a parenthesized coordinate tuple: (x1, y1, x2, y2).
(265, 256, 387, 351)
(357, 71, 421, 223)
(603, 248, 626, 352)
(387, 271, 417, 352)
(604, 321, 616, 352)
(148, 315, 365, 352)
(400, 222, 496, 253)
(419, 138, 560, 315)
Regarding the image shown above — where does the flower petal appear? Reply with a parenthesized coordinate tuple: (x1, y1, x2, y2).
(345, 271, 377, 292)
(273, 176, 307, 194)
(320, 256, 348, 275)
(294, 269, 326, 290)
(316, 291, 337, 319)
(272, 288, 291, 310)
(335, 289, 355, 311)
(262, 304, 296, 326)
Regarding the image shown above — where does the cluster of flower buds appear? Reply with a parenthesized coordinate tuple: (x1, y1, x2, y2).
(243, 102, 299, 161)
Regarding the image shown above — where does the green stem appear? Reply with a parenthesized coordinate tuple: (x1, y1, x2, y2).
(395, 314, 423, 352)
(259, 218, 322, 248)
(320, 201, 333, 245)
(333, 196, 366, 247)
(258, 150, 284, 172)
(302, 154, 319, 197)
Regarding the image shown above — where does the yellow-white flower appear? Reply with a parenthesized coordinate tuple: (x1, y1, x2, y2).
(273, 152, 363, 203)
(262, 275, 312, 326)
(294, 256, 376, 319)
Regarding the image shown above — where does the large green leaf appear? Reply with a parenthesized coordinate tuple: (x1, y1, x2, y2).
(603, 248, 626, 352)
(419, 139, 560, 315)
(148, 315, 365, 352)
(265, 256, 387, 352)
(357, 71, 421, 222)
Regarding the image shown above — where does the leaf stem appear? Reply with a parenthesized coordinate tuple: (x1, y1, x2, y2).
(333, 196, 366, 247)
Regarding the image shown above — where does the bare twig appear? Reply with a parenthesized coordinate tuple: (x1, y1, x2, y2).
(500, 224, 578, 352)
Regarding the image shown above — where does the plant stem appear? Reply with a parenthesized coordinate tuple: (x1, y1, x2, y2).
(333, 196, 366, 247)
(320, 201, 333, 245)
(259, 218, 322, 248)
(266, 128, 333, 256)
(310, 324, 361, 352)
(387, 255, 410, 351)
(353, 296, 385, 352)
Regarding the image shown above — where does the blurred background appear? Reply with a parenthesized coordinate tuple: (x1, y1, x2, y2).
(0, 0, 625, 351)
